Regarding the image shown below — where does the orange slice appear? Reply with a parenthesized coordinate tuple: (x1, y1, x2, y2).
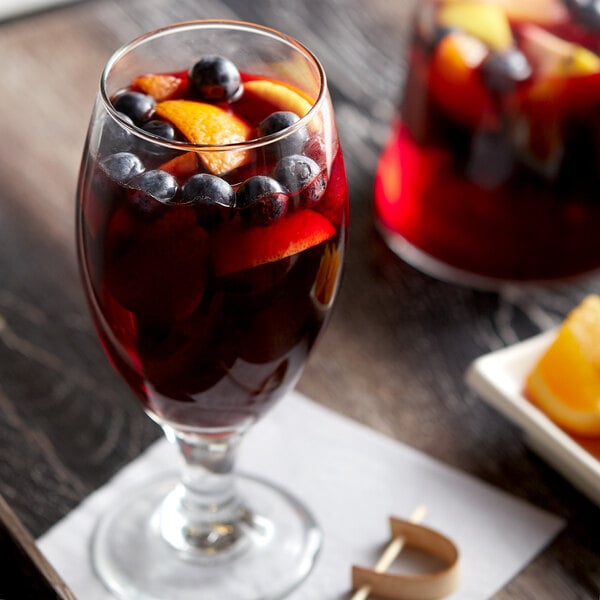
(243, 80, 312, 117)
(525, 295, 600, 437)
(438, 2, 513, 50)
(313, 242, 341, 306)
(213, 209, 334, 276)
(154, 100, 252, 175)
(133, 73, 185, 101)
(159, 152, 200, 182)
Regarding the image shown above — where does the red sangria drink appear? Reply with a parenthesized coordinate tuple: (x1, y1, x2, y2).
(76, 21, 347, 600)
(374, 0, 600, 284)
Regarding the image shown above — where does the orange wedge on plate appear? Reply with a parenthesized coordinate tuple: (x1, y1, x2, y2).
(243, 80, 313, 117)
(525, 295, 600, 437)
(155, 100, 252, 174)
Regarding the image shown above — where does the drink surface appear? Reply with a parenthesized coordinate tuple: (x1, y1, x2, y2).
(78, 59, 348, 430)
(374, 0, 600, 281)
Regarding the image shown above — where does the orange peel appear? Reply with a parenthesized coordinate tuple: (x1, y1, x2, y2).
(213, 209, 334, 276)
(243, 80, 313, 117)
(133, 73, 185, 101)
(154, 99, 252, 175)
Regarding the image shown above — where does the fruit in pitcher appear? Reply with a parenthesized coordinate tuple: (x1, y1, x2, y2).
(438, 1, 514, 50)
(479, 0, 568, 26)
(519, 24, 600, 76)
(429, 31, 495, 126)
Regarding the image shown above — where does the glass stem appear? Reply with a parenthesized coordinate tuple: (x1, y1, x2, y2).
(159, 427, 253, 557)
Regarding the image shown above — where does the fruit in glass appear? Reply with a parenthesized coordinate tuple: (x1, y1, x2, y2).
(76, 20, 348, 600)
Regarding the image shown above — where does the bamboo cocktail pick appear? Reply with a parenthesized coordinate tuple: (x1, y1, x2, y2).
(350, 506, 460, 600)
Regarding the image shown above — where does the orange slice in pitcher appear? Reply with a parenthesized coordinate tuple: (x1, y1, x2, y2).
(525, 295, 600, 437)
(155, 99, 252, 174)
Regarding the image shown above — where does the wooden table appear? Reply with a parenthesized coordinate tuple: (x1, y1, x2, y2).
(0, 0, 598, 598)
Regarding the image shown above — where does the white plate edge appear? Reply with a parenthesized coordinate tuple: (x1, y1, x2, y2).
(465, 331, 600, 505)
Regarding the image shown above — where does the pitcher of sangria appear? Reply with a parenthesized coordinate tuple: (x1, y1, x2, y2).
(374, 0, 600, 286)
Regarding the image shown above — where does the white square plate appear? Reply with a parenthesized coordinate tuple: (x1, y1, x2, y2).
(465, 330, 600, 507)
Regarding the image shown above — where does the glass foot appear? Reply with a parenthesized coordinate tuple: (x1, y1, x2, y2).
(92, 473, 322, 600)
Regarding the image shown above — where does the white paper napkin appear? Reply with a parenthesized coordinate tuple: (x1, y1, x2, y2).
(38, 391, 564, 599)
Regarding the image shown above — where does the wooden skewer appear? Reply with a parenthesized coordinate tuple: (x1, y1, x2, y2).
(351, 505, 428, 600)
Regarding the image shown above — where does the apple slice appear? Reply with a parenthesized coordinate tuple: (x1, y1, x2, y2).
(242, 79, 313, 117)
(440, 0, 568, 26)
(438, 1, 513, 50)
(213, 209, 335, 276)
(492, 0, 567, 25)
(154, 100, 252, 175)
(132, 73, 187, 101)
(519, 24, 600, 77)
(516, 25, 600, 118)
(429, 31, 497, 127)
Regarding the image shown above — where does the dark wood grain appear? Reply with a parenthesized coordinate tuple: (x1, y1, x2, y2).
(0, 0, 598, 598)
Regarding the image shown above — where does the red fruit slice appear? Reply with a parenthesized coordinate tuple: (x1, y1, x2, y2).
(527, 72, 600, 116)
(105, 206, 208, 320)
(374, 120, 450, 234)
(428, 32, 497, 128)
(213, 210, 335, 276)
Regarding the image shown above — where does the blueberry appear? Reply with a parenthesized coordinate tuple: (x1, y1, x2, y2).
(112, 91, 156, 124)
(183, 173, 235, 206)
(131, 170, 178, 201)
(142, 119, 178, 141)
(182, 173, 235, 227)
(258, 111, 300, 136)
(236, 176, 289, 226)
(100, 152, 144, 184)
(189, 55, 241, 102)
(564, 0, 600, 30)
(257, 111, 309, 156)
(273, 154, 327, 205)
(100, 112, 134, 153)
(128, 169, 178, 218)
(481, 49, 532, 93)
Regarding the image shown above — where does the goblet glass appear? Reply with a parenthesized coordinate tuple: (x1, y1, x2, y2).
(76, 20, 348, 600)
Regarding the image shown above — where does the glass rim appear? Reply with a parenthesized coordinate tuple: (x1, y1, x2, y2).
(99, 19, 328, 152)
